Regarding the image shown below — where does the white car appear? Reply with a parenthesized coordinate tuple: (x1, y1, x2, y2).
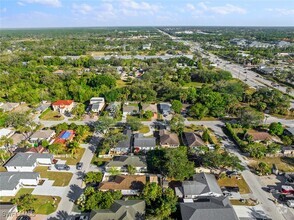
(287, 200, 294, 208)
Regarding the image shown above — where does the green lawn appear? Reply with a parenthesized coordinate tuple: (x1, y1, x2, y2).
(116, 80, 129, 88)
(0, 188, 61, 215)
(250, 157, 294, 172)
(39, 109, 64, 121)
(139, 125, 150, 134)
(55, 148, 85, 165)
(217, 176, 251, 194)
(183, 82, 204, 88)
(230, 199, 255, 206)
(91, 155, 111, 166)
(34, 166, 73, 186)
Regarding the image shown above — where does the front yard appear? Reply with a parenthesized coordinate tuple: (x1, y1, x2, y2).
(0, 188, 61, 215)
(34, 166, 73, 186)
(39, 109, 64, 121)
(139, 125, 150, 134)
(55, 148, 85, 165)
(249, 156, 294, 173)
(217, 175, 251, 194)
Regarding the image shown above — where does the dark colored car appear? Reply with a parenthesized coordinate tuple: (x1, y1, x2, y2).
(16, 215, 31, 220)
(76, 162, 83, 170)
(55, 164, 70, 171)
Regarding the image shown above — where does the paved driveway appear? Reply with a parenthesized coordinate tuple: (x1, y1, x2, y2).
(32, 180, 66, 197)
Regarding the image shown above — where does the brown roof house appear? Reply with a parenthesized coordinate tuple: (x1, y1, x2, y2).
(183, 132, 206, 148)
(99, 175, 146, 195)
(245, 131, 273, 143)
(159, 130, 180, 148)
(141, 103, 158, 118)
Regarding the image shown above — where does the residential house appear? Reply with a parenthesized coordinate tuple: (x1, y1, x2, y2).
(141, 103, 157, 118)
(284, 127, 294, 136)
(175, 173, 223, 199)
(99, 175, 146, 195)
(35, 102, 51, 113)
(4, 152, 53, 172)
(180, 196, 238, 220)
(106, 102, 121, 117)
(26, 146, 49, 154)
(29, 129, 55, 145)
(158, 103, 171, 115)
(246, 131, 273, 143)
(282, 146, 294, 155)
(159, 129, 180, 148)
(183, 132, 205, 148)
(105, 155, 147, 173)
(123, 104, 139, 116)
(90, 97, 105, 113)
(90, 199, 145, 220)
(142, 43, 151, 50)
(52, 100, 74, 114)
(258, 66, 275, 75)
(0, 172, 40, 196)
(54, 130, 75, 144)
(0, 203, 18, 220)
(110, 129, 132, 155)
(0, 102, 19, 112)
(133, 133, 156, 153)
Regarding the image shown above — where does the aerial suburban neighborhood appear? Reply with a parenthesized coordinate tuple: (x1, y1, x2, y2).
(0, 1, 294, 220)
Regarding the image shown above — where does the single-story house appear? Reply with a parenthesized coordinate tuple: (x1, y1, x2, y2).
(0, 172, 40, 196)
(105, 155, 147, 173)
(35, 102, 51, 113)
(282, 146, 294, 155)
(99, 175, 146, 195)
(52, 100, 74, 114)
(123, 104, 139, 116)
(110, 129, 132, 155)
(175, 173, 223, 199)
(4, 152, 53, 172)
(158, 103, 171, 115)
(159, 129, 180, 148)
(133, 133, 156, 153)
(246, 131, 273, 142)
(90, 97, 105, 113)
(183, 132, 206, 148)
(10, 133, 26, 147)
(54, 130, 75, 144)
(26, 146, 49, 154)
(29, 129, 55, 145)
(0, 203, 18, 220)
(180, 196, 238, 220)
(106, 102, 121, 113)
(0, 102, 19, 112)
(141, 103, 157, 117)
(90, 199, 145, 220)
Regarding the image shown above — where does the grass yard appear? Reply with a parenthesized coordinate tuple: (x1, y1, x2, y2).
(217, 176, 251, 194)
(183, 82, 204, 88)
(250, 157, 294, 172)
(139, 125, 150, 134)
(230, 199, 255, 206)
(55, 148, 85, 165)
(184, 124, 205, 132)
(91, 155, 111, 166)
(34, 166, 73, 186)
(39, 109, 64, 121)
(116, 79, 129, 88)
(0, 166, 7, 172)
(0, 188, 61, 215)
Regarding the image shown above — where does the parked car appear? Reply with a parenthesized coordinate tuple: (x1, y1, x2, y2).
(287, 200, 294, 208)
(17, 216, 31, 220)
(55, 164, 70, 171)
(76, 162, 83, 170)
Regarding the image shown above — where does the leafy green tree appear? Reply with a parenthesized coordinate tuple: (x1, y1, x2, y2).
(282, 135, 293, 146)
(127, 165, 136, 175)
(67, 141, 80, 156)
(170, 114, 185, 134)
(54, 122, 69, 134)
(72, 103, 85, 118)
(109, 167, 120, 176)
(258, 162, 271, 175)
(84, 172, 103, 184)
(12, 194, 36, 212)
(94, 116, 115, 134)
(189, 103, 209, 119)
(171, 100, 183, 114)
(48, 143, 63, 154)
(143, 110, 153, 119)
(269, 122, 284, 136)
(0, 136, 13, 149)
(239, 108, 264, 128)
(41, 140, 49, 147)
(202, 129, 210, 143)
(127, 117, 143, 131)
(245, 143, 267, 158)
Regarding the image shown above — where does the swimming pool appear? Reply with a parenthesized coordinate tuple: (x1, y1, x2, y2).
(61, 131, 72, 139)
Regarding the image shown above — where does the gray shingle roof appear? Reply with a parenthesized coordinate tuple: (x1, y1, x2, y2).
(182, 173, 222, 196)
(134, 134, 156, 148)
(106, 155, 147, 168)
(159, 130, 180, 146)
(180, 197, 238, 220)
(184, 132, 205, 147)
(116, 129, 132, 149)
(30, 130, 55, 140)
(90, 200, 145, 220)
(5, 153, 53, 167)
(0, 172, 39, 191)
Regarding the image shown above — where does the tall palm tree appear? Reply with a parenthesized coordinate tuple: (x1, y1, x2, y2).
(0, 136, 13, 149)
(68, 141, 80, 156)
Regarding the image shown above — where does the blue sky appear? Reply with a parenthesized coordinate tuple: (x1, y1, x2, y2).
(0, 0, 293, 28)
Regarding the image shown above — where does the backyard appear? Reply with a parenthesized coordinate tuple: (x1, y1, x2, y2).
(34, 166, 73, 186)
(217, 175, 251, 194)
(55, 148, 85, 165)
(0, 188, 61, 215)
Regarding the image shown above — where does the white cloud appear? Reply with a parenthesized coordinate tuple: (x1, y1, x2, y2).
(266, 8, 294, 15)
(121, 0, 159, 14)
(186, 2, 246, 15)
(18, 0, 62, 7)
(72, 3, 93, 15)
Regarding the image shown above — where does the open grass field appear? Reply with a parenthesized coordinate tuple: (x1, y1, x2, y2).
(39, 109, 64, 121)
(250, 157, 294, 172)
(217, 176, 251, 194)
(34, 166, 73, 186)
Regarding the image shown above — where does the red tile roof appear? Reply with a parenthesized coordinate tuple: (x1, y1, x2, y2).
(26, 146, 48, 153)
(52, 100, 73, 106)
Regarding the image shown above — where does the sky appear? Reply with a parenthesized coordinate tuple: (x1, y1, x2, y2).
(0, 0, 294, 28)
